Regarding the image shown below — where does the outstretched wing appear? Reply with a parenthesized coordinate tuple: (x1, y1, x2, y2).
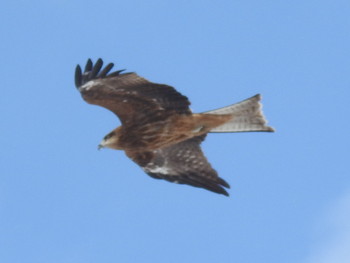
(75, 58, 191, 125)
(126, 135, 230, 196)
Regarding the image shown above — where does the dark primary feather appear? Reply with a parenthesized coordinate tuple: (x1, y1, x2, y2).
(88, 58, 103, 79)
(98, 63, 114, 78)
(84, 59, 93, 72)
(74, 65, 82, 88)
(127, 135, 230, 196)
(75, 58, 117, 87)
(75, 58, 191, 125)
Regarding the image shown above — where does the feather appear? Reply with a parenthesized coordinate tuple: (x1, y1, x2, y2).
(74, 65, 82, 87)
(127, 136, 230, 196)
(84, 59, 93, 72)
(98, 63, 114, 78)
(205, 94, 274, 132)
(88, 58, 103, 79)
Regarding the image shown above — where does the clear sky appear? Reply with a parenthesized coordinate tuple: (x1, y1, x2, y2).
(1, 1, 350, 262)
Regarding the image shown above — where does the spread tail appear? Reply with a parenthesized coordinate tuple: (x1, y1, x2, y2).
(203, 94, 274, 133)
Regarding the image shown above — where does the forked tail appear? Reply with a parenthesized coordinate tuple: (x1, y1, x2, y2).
(203, 94, 274, 133)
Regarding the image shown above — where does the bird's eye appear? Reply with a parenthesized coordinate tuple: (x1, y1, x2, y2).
(104, 132, 115, 140)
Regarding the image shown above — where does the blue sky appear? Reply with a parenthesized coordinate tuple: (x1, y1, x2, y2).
(1, 0, 349, 262)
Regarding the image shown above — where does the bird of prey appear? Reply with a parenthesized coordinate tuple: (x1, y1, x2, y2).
(75, 58, 274, 196)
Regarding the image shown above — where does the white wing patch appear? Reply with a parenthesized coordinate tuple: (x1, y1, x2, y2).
(80, 80, 98, 91)
(143, 165, 172, 175)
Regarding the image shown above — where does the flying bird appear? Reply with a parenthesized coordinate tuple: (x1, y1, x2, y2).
(75, 58, 274, 196)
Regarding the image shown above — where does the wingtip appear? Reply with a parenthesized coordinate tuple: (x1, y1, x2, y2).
(85, 59, 93, 72)
(218, 177, 230, 189)
(202, 180, 230, 196)
(74, 58, 132, 93)
(96, 57, 103, 64)
(98, 62, 114, 77)
(75, 65, 82, 87)
(95, 58, 104, 70)
(217, 185, 230, 196)
(89, 58, 104, 79)
(218, 188, 230, 196)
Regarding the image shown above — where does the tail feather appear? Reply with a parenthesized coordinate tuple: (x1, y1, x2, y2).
(204, 94, 274, 133)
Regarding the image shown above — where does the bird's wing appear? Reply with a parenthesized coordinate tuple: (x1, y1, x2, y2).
(126, 135, 230, 196)
(75, 58, 191, 126)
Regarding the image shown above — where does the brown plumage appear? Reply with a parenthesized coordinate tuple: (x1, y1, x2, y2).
(75, 58, 274, 196)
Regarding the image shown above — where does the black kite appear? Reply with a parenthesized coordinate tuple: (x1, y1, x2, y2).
(75, 59, 274, 196)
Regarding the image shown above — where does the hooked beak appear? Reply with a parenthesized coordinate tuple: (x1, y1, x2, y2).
(98, 144, 104, 150)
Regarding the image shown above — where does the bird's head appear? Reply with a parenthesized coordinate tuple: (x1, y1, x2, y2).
(98, 128, 122, 150)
